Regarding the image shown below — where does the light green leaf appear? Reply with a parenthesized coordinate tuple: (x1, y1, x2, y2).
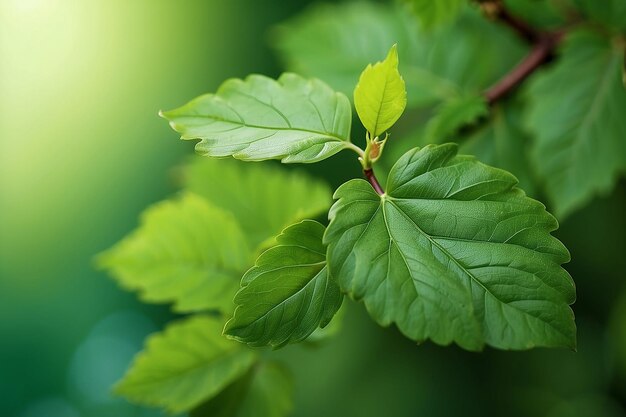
(459, 99, 536, 195)
(525, 30, 626, 219)
(273, 2, 525, 108)
(423, 94, 488, 144)
(183, 156, 332, 249)
(405, 0, 465, 29)
(98, 193, 250, 313)
(225, 220, 343, 348)
(324, 144, 575, 351)
(161, 73, 355, 163)
(191, 361, 293, 417)
(354, 44, 407, 138)
(115, 316, 257, 414)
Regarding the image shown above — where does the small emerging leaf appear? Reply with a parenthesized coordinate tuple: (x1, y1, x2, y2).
(225, 220, 343, 348)
(325, 144, 576, 351)
(115, 316, 257, 414)
(354, 44, 407, 138)
(98, 193, 250, 313)
(161, 73, 354, 163)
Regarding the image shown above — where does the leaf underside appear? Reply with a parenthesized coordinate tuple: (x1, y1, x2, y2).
(325, 144, 576, 351)
(225, 220, 343, 348)
(161, 73, 353, 163)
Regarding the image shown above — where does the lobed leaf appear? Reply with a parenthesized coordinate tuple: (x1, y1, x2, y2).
(325, 144, 576, 351)
(161, 73, 355, 163)
(183, 156, 332, 249)
(191, 361, 293, 417)
(224, 220, 343, 348)
(98, 193, 250, 313)
(354, 44, 407, 138)
(115, 316, 257, 414)
(525, 30, 626, 219)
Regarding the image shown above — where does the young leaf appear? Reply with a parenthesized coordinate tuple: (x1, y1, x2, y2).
(405, 0, 465, 29)
(183, 157, 332, 249)
(525, 30, 626, 218)
(161, 73, 355, 163)
(324, 144, 576, 351)
(224, 220, 343, 348)
(115, 316, 257, 414)
(423, 94, 488, 144)
(191, 361, 293, 417)
(98, 193, 250, 313)
(354, 44, 407, 138)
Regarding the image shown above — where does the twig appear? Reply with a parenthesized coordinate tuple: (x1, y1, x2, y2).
(484, 32, 563, 104)
(478, 0, 540, 42)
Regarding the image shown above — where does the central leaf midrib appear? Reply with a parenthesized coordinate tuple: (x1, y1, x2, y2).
(178, 112, 349, 142)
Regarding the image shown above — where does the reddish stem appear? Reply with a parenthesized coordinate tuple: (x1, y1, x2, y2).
(364, 168, 384, 195)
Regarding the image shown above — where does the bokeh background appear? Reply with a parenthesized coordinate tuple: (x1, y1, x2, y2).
(1, 1, 625, 416)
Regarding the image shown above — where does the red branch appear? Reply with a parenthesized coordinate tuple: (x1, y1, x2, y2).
(364, 168, 385, 195)
(484, 32, 563, 105)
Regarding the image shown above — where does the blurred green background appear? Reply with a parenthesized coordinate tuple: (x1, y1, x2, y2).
(1, 1, 625, 416)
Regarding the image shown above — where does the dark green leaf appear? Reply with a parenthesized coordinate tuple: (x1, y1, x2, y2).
(325, 144, 575, 351)
(161, 73, 357, 163)
(115, 316, 257, 414)
(424, 94, 488, 144)
(98, 193, 250, 313)
(191, 361, 293, 417)
(525, 30, 626, 218)
(273, 2, 525, 108)
(225, 220, 343, 348)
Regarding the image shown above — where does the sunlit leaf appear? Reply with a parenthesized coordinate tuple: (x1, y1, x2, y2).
(161, 73, 355, 163)
(115, 316, 257, 414)
(325, 144, 575, 351)
(98, 193, 250, 313)
(225, 220, 343, 348)
(525, 30, 626, 218)
(354, 44, 407, 138)
(191, 361, 293, 417)
(183, 156, 332, 249)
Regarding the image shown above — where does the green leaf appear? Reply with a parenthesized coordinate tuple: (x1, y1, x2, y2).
(272, 2, 525, 108)
(525, 31, 626, 219)
(161, 73, 355, 163)
(115, 315, 257, 414)
(423, 94, 488, 144)
(191, 361, 293, 417)
(98, 193, 250, 313)
(324, 144, 575, 351)
(572, 0, 626, 31)
(354, 44, 407, 138)
(183, 157, 332, 250)
(405, 0, 465, 29)
(459, 100, 536, 195)
(225, 220, 343, 348)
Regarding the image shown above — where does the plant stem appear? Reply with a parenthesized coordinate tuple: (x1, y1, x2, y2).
(478, 0, 539, 43)
(364, 168, 385, 195)
(484, 32, 563, 104)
